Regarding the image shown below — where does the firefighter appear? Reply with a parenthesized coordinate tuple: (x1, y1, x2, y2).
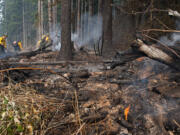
(13, 40, 23, 52)
(36, 34, 52, 50)
(0, 35, 7, 56)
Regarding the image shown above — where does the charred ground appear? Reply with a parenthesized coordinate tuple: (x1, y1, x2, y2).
(0, 50, 179, 135)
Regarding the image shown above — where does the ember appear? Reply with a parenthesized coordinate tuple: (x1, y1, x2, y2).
(136, 57, 145, 62)
(124, 105, 130, 121)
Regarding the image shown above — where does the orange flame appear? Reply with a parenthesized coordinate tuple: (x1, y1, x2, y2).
(124, 105, 130, 121)
(136, 57, 145, 62)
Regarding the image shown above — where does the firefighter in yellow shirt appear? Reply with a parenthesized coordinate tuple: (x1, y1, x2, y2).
(13, 41, 23, 52)
(0, 35, 7, 55)
(36, 34, 52, 50)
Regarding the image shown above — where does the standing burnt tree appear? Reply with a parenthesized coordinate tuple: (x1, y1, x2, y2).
(59, 0, 73, 60)
(102, 0, 113, 57)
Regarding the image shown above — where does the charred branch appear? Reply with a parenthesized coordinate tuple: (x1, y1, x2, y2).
(109, 48, 144, 69)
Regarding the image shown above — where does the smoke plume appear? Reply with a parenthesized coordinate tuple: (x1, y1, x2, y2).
(49, 25, 61, 51)
(49, 13, 103, 51)
(159, 20, 180, 46)
(72, 13, 103, 49)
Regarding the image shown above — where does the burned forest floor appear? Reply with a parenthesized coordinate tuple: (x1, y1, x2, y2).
(0, 50, 180, 135)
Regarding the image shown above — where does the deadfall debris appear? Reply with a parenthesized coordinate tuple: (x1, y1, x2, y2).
(0, 49, 180, 135)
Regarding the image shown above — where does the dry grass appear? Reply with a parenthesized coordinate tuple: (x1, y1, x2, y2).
(0, 80, 66, 135)
(0, 71, 95, 135)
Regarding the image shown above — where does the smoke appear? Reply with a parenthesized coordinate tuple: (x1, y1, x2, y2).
(0, 51, 15, 59)
(159, 20, 180, 46)
(72, 13, 103, 49)
(159, 33, 180, 46)
(132, 19, 180, 118)
(49, 25, 61, 51)
(49, 13, 103, 51)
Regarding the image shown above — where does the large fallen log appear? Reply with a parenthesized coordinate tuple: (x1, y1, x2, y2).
(2, 42, 53, 60)
(111, 39, 180, 71)
(17, 42, 53, 58)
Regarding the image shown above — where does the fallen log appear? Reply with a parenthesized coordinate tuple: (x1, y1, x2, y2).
(111, 39, 180, 71)
(2, 42, 53, 60)
(17, 42, 53, 58)
(17, 49, 52, 58)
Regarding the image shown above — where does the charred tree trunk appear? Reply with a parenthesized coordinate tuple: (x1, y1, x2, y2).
(102, 0, 113, 57)
(59, 0, 73, 60)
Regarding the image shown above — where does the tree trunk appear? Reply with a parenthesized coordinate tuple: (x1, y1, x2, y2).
(48, 0, 57, 34)
(52, 0, 57, 32)
(48, 0, 53, 34)
(83, 0, 87, 42)
(4, 0, 7, 35)
(102, 0, 113, 57)
(71, 0, 76, 33)
(89, 0, 93, 16)
(41, 0, 44, 36)
(59, 0, 72, 60)
(77, 0, 81, 38)
(98, 0, 103, 17)
(81, 0, 85, 41)
(22, 0, 26, 48)
(98, 0, 103, 55)
(38, 0, 44, 41)
(88, 0, 93, 38)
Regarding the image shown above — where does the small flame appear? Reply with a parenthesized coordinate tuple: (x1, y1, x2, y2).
(124, 105, 130, 121)
(136, 57, 145, 62)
